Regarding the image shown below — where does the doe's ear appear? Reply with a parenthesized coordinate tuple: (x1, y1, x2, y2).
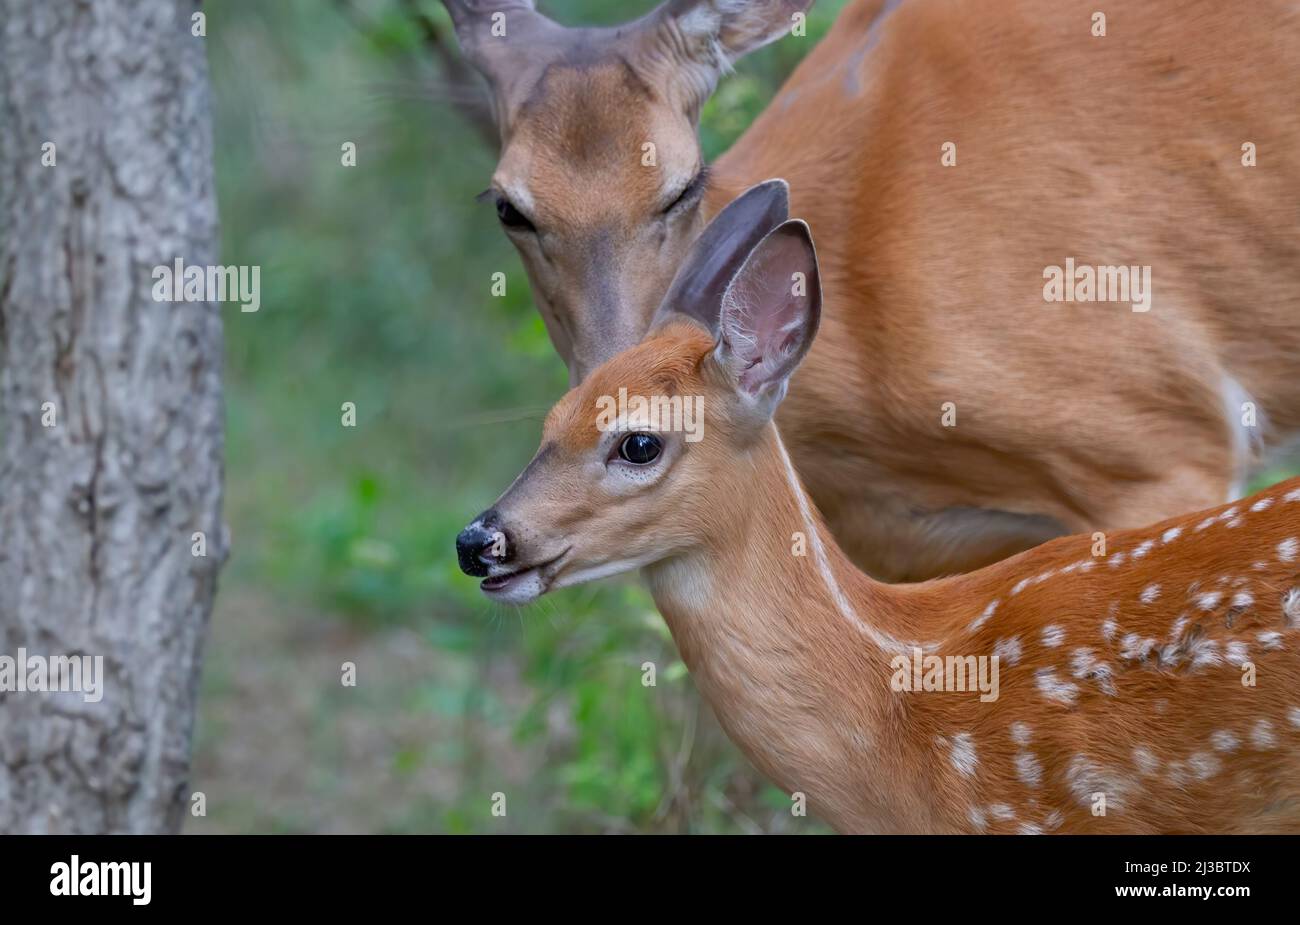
(442, 1, 542, 62)
(440, 1, 563, 114)
(712, 219, 821, 422)
(656, 1, 815, 79)
(651, 179, 789, 334)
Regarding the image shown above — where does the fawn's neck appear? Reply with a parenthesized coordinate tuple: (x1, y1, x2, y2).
(643, 426, 941, 832)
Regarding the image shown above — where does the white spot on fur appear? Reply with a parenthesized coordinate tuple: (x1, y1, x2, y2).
(1189, 638, 1222, 669)
(1188, 752, 1221, 781)
(1195, 591, 1223, 611)
(1015, 750, 1043, 788)
(1251, 719, 1277, 749)
(1041, 624, 1065, 647)
(1101, 617, 1118, 641)
(1132, 539, 1156, 559)
(1035, 667, 1079, 706)
(1158, 617, 1191, 668)
(1140, 583, 1161, 604)
(1011, 577, 1031, 596)
(1067, 755, 1130, 809)
(1225, 640, 1249, 666)
(1195, 516, 1216, 532)
(1069, 647, 1116, 695)
(1230, 590, 1254, 610)
(1251, 497, 1273, 513)
(1257, 630, 1284, 650)
(1157, 644, 1180, 669)
(1210, 730, 1239, 753)
(1285, 487, 1300, 503)
(1288, 706, 1300, 729)
(1279, 537, 1298, 563)
(993, 636, 1022, 666)
(1010, 722, 1032, 746)
(969, 599, 999, 632)
(1109, 551, 1128, 568)
(1132, 746, 1160, 776)
(967, 805, 987, 831)
(1162, 527, 1182, 544)
(1120, 633, 1155, 662)
(1017, 822, 1044, 835)
(1043, 809, 1065, 830)
(987, 803, 1015, 821)
(1285, 589, 1300, 627)
(946, 732, 978, 778)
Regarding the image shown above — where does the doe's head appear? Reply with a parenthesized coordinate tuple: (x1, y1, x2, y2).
(441, 0, 812, 382)
(456, 191, 822, 604)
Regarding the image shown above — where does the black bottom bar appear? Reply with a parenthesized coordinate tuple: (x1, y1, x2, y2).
(0, 834, 1289, 910)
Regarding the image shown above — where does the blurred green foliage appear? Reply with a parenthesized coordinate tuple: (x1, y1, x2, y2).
(196, 0, 846, 833)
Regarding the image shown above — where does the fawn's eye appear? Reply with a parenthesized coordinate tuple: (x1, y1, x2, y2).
(496, 196, 535, 231)
(618, 433, 662, 465)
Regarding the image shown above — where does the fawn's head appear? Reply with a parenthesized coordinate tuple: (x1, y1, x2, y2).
(442, 0, 811, 382)
(456, 183, 821, 603)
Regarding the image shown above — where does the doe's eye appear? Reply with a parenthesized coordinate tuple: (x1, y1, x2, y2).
(663, 168, 707, 215)
(496, 196, 535, 231)
(618, 433, 662, 465)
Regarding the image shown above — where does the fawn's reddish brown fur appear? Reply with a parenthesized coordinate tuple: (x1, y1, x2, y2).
(503, 322, 1300, 833)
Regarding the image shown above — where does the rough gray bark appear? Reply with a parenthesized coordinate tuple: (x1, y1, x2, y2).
(0, 0, 225, 833)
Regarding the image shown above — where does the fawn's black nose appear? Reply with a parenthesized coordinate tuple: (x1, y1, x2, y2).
(456, 511, 511, 577)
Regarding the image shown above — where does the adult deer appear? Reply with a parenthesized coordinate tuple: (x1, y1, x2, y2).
(456, 206, 1300, 834)
(442, 0, 1300, 581)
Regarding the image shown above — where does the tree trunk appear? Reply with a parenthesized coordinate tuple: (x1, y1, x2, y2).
(0, 0, 225, 833)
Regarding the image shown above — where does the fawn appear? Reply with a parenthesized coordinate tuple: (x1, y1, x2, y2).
(456, 204, 1300, 834)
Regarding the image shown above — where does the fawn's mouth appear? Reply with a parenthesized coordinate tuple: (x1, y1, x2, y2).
(480, 549, 569, 605)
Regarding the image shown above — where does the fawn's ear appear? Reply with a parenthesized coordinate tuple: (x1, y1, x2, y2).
(651, 179, 789, 334)
(711, 219, 821, 423)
